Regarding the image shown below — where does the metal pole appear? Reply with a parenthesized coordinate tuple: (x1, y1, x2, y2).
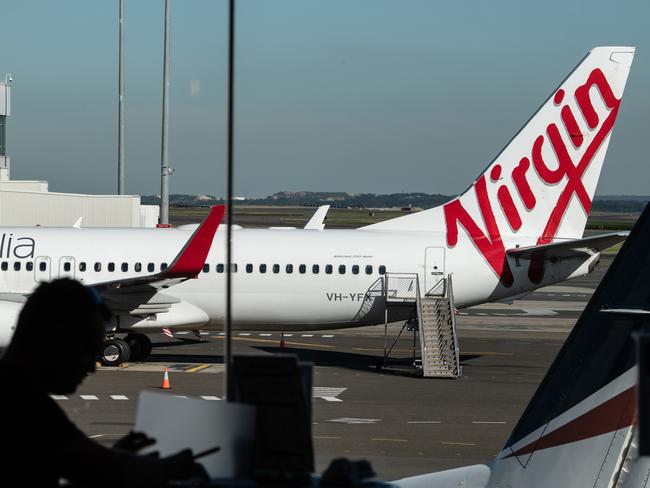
(117, 0, 125, 194)
(160, 0, 171, 225)
(224, 0, 235, 400)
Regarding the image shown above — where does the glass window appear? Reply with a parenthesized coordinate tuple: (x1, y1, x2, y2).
(286, 264, 293, 274)
(338, 265, 346, 274)
(94, 262, 102, 272)
(246, 264, 253, 273)
(352, 265, 359, 275)
(63, 262, 71, 272)
(273, 264, 280, 274)
(365, 265, 373, 275)
(217, 263, 224, 273)
(26, 262, 33, 272)
(1, 262, 7, 271)
(13, 262, 21, 271)
(299, 264, 306, 274)
(312, 264, 319, 274)
(161, 263, 168, 271)
(121, 263, 129, 272)
(147, 263, 155, 272)
(259, 264, 267, 274)
(203, 264, 210, 273)
(108, 262, 115, 272)
(379, 265, 386, 275)
(79, 262, 86, 272)
(325, 264, 333, 274)
(135, 262, 142, 272)
(40, 262, 47, 272)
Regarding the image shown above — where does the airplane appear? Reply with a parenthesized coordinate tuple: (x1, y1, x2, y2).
(393, 195, 650, 488)
(0, 46, 636, 366)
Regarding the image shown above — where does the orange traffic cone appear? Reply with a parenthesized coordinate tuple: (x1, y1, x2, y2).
(279, 332, 286, 348)
(161, 367, 171, 389)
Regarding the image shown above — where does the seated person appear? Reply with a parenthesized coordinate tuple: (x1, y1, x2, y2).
(0, 278, 206, 487)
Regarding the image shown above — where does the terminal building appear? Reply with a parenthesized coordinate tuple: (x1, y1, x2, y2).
(0, 78, 159, 228)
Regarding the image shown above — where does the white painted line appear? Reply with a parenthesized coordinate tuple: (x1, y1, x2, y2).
(301, 334, 314, 337)
(80, 395, 99, 400)
(217, 332, 225, 335)
(472, 421, 507, 424)
(110, 395, 129, 400)
(408, 421, 441, 424)
(259, 333, 272, 337)
(89, 434, 104, 439)
(322, 335, 334, 338)
(284, 334, 293, 337)
(174, 395, 188, 399)
(176, 331, 189, 335)
(328, 417, 380, 424)
(200, 332, 210, 335)
(238, 333, 251, 336)
(441, 441, 476, 446)
(201, 396, 221, 401)
(321, 396, 343, 402)
(51, 395, 68, 400)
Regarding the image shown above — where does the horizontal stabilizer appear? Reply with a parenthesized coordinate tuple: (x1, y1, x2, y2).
(506, 232, 627, 261)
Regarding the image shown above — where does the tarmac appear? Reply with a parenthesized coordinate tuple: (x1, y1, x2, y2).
(55, 256, 610, 481)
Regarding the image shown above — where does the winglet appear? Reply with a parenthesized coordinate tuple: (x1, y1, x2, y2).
(165, 205, 225, 278)
(304, 205, 330, 230)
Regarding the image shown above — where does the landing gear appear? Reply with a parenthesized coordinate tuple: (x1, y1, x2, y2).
(101, 338, 131, 367)
(125, 334, 152, 361)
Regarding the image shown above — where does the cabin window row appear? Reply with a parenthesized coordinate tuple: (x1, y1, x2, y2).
(0, 261, 169, 273)
(202, 263, 386, 275)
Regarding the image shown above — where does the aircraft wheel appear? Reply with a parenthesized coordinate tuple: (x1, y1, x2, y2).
(101, 338, 131, 367)
(125, 334, 152, 361)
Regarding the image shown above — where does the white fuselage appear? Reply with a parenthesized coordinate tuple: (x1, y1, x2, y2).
(0, 225, 596, 333)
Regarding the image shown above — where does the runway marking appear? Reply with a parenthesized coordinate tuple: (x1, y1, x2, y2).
(212, 335, 335, 349)
(314, 436, 342, 440)
(80, 395, 99, 400)
(110, 395, 128, 400)
(259, 333, 272, 337)
(201, 396, 221, 401)
(238, 333, 251, 336)
(372, 438, 408, 442)
(200, 332, 210, 335)
(176, 331, 189, 335)
(321, 396, 343, 402)
(322, 335, 334, 338)
(408, 421, 441, 424)
(301, 334, 314, 337)
(328, 417, 380, 424)
(472, 421, 507, 424)
(174, 395, 188, 399)
(284, 334, 293, 337)
(89, 434, 104, 439)
(313, 387, 347, 401)
(50, 395, 68, 400)
(185, 364, 212, 373)
(441, 441, 476, 446)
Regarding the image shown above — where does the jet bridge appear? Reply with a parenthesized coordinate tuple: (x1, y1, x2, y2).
(382, 272, 461, 378)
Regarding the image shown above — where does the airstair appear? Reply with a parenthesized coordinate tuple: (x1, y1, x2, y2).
(383, 272, 461, 378)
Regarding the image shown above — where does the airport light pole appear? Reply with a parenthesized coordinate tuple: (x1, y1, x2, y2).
(160, 0, 172, 225)
(117, 0, 125, 195)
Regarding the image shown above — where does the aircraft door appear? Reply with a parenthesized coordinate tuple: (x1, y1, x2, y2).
(424, 247, 445, 296)
(59, 256, 76, 279)
(34, 256, 51, 283)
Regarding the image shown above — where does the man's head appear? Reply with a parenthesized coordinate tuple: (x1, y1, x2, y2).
(7, 279, 112, 393)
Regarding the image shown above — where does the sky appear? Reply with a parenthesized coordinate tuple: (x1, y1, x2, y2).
(2, 0, 649, 197)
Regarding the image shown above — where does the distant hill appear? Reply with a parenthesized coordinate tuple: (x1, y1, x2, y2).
(141, 192, 649, 213)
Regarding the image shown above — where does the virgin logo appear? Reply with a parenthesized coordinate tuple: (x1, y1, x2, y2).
(443, 69, 621, 287)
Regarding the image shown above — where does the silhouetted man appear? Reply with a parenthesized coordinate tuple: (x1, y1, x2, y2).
(0, 278, 206, 487)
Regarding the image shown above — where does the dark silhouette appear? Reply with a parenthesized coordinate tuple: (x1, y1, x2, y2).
(0, 278, 207, 487)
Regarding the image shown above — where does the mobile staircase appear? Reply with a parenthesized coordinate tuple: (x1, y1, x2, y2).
(383, 272, 461, 378)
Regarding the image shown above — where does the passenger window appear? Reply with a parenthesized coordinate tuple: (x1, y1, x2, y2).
(121, 263, 129, 272)
(14, 262, 21, 271)
(230, 264, 238, 273)
(147, 263, 155, 272)
(273, 264, 280, 274)
(286, 264, 293, 274)
(299, 264, 306, 274)
(312, 264, 319, 274)
(246, 264, 253, 273)
(63, 262, 71, 272)
(379, 265, 386, 275)
(161, 263, 168, 271)
(325, 264, 333, 274)
(203, 264, 210, 273)
(338, 265, 346, 274)
(352, 265, 359, 275)
(365, 265, 373, 275)
(217, 263, 224, 273)
(79, 262, 86, 272)
(259, 264, 267, 274)
(108, 262, 115, 272)
(1, 262, 7, 271)
(26, 262, 33, 272)
(135, 262, 142, 272)
(94, 262, 102, 272)
(40, 262, 47, 272)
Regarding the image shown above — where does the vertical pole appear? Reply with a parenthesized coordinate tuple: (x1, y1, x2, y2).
(160, 0, 171, 225)
(224, 0, 236, 400)
(117, 0, 125, 194)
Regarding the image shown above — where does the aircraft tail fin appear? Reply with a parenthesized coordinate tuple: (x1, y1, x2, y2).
(363, 47, 634, 249)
